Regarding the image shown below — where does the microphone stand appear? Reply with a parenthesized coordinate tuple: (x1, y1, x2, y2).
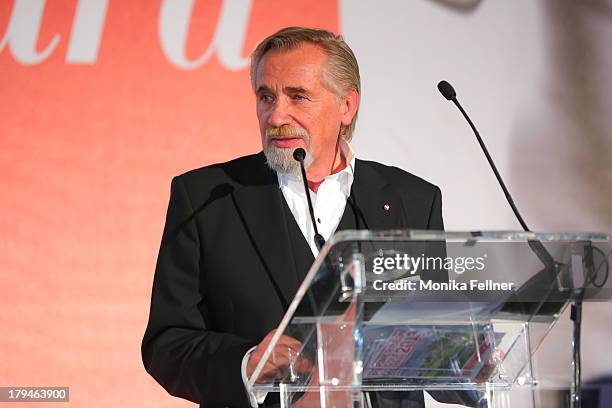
(293, 148, 325, 251)
(438, 80, 584, 408)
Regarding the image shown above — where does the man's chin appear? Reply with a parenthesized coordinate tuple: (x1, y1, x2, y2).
(264, 145, 310, 176)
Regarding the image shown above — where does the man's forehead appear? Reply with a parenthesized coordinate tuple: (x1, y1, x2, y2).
(254, 43, 328, 87)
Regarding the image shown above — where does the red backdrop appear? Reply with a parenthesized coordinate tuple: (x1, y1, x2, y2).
(0, 1, 338, 405)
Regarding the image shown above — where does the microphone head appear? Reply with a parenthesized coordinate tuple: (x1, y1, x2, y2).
(293, 148, 306, 162)
(437, 80, 457, 100)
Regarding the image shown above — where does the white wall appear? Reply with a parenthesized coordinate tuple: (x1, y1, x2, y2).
(342, 0, 612, 385)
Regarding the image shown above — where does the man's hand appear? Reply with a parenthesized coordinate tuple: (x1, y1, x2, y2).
(246, 329, 313, 381)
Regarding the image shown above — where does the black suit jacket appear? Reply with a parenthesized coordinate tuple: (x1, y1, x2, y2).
(141, 152, 443, 407)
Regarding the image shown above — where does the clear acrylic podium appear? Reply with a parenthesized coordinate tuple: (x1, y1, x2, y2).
(248, 231, 611, 407)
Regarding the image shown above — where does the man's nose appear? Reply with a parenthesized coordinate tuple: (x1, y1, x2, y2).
(268, 99, 291, 127)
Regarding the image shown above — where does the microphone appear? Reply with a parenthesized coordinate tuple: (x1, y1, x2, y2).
(293, 148, 325, 251)
(438, 80, 560, 286)
(438, 81, 594, 408)
(437, 80, 557, 266)
(437, 80, 456, 101)
(437, 80, 530, 232)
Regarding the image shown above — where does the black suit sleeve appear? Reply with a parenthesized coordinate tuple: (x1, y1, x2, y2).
(424, 187, 482, 407)
(141, 176, 256, 407)
(427, 186, 444, 230)
(422, 186, 447, 283)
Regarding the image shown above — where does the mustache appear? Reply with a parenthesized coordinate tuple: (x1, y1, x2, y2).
(265, 125, 309, 139)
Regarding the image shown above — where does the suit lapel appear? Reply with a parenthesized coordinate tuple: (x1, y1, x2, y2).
(231, 155, 299, 309)
(279, 196, 315, 282)
(344, 160, 408, 231)
(230, 157, 407, 308)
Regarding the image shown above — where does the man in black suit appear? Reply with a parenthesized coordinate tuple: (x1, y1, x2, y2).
(142, 27, 443, 407)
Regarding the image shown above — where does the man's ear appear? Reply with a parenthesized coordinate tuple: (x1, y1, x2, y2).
(340, 89, 359, 127)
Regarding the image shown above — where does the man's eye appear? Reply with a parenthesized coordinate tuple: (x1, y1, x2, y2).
(259, 94, 274, 102)
(292, 94, 306, 101)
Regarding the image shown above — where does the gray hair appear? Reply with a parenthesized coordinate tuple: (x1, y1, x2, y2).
(250, 27, 361, 141)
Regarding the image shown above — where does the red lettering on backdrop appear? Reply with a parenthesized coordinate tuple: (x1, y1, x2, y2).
(0, 1, 338, 406)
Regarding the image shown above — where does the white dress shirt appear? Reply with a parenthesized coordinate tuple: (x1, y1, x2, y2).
(242, 140, 356, 406)
(278, 140, 355, 256)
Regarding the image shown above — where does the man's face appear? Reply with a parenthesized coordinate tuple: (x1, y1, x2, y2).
(254, 43, 345, 175)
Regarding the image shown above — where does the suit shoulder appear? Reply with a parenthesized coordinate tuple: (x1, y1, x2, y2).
(357, 159, 440, 194)
(172, 152, 266, 189)
(176, 152, 262, 180)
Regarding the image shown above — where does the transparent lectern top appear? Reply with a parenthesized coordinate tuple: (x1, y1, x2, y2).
(248, 230, 611, 400)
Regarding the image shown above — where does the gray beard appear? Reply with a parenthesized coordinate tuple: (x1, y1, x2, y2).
(264, 145, 313, 176)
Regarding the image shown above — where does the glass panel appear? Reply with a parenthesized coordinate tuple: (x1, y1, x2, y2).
(248, 231, 611, 407)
